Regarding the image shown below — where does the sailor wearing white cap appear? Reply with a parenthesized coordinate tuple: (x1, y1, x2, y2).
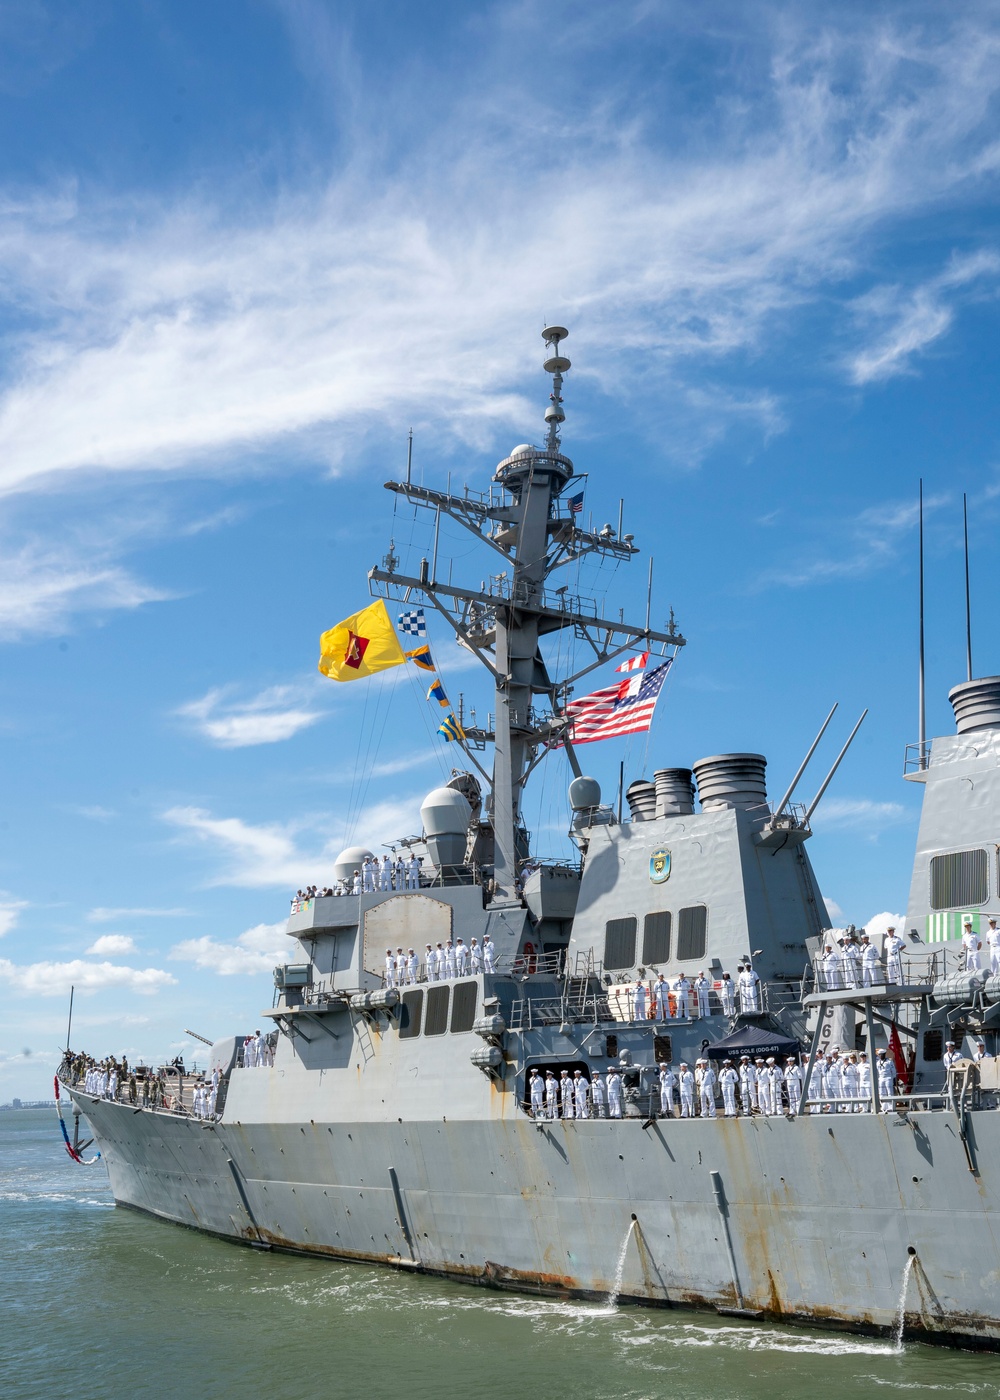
(876, 1048, 896, 1110)
(884, 927, 905, 985)
(678, 1063, 695, 1118)
(784, 1057, 803, 1114)
(962, 920, 982, 972)
(653, 973, 670, 1020)
(857, 1051, 872, 1111)
(699, 1059, 717, 1118)
(591, 1070, 606, 1118)
(406, 854, 420, 889)
(987, 919, 1000, 974)
(545, 1070, 559, 1119)
(943, 1040, 962, 1070)
(673, 973, 691, 1019)
(470, 938, 483, 974)
(385, 949, 396, 988)
(574, 1070, 590, 1119)
(860, 932, 879, 986)
(755, 1057, 770, 1114)
(406, 949, 419, 985)
(607, 1066, 623, 1118)
(482, 935, 496, 973)
(659, 1062, 676, 1117)
(529, 1068, 544, 1117)
(560, 1069, 574, 1119)
(444, 940, 457, 979)
(825, 1051, 844, 1113)
(719, 1059, 738, 1117)
(431, 943, 444, 981)
(739, 1055, 756, 1115)
(767, 1058, 785, 1115)
(633, 980, 648, 1022)
(842, 1052, 859, 1110)
(719, 972, 736, 1017)
(380, 854, 393, 890)
(694, 972, 711, 1018)
(455, 938, 469, 977)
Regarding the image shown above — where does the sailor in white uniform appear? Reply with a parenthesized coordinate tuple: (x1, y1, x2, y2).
(819, 944, 840, 990)
(739, 1056, 756, 1115)
(719, 972, 736, 1016)
(352, 869, 362, 894)
(962, 920, 982, 972)
(560, 1070, 574, 1119)
(455, 938, 469, 976)
(855, 1052, 871, 1111)
(243, 1035, 256, 1069)
(430, 943, 444, 981)
(987, 919, 1000, 974)
(942, 1040, 962, 1070)
(380, 854, 393, 891)
(529, 1068, 544, 1117)
(695, 972, 711, 1018)
(385, 949, 396, 988)
(842, 1053, 860, 1110)
(659, 1063, 676, 1117)
(973, 1039, 989, 1062)
(876, 1048, 896, 1111)
(395, 948, 406, 986)
(784, 1057, 803, 1114)
(470, 938, 483, 974)
(406, 949, 419, 985)
(633, 980, 647, 1022)
(738, 965, 760, 1011)
(673, 974, 691, 1019)
(860, 932, 879, 986)
(423, 944, 434, 981)
(768, 1058, 785, 1115)
(482, 935, 495, 973)
(755, 1057, 771, 1114)
(842, 938, 862, 988)
(719, 1059, 738, 1117)
(363, 857, 376, 893)
(607, 1067, 623, 1119)
(407, 855, 421, 890)
(444, 940, 457, 979)
(574, 1070, 590, 1119)
(545, 1070, 559, 1119)
(884, 927, 905, 984)
(591, 1071, 606, 1118)
(653, 974, 670, 1020)
(826, 1051, 844, 1112)
(678, 1063, 695, 1118)
(699, 1060, 717, 1118)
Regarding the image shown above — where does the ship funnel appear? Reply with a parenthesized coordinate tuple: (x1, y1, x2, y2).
(692, 754, 768, 812)
(949, 677, 1000, 734)
(654, 768, 695, 817)
(420, 786, 472, 870)
(626, 780, 657, 822)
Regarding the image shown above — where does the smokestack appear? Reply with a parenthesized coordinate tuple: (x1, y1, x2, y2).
(949, 677, 1000, 735)
(692, 754, 768, 812)
(654, 768, 695, 817)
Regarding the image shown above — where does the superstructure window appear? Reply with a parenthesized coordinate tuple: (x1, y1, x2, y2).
(604, 917, 637, 971)
(922, 1028, 943, 1063)
(930, 850, 988, 910)
(642, 911, 671, 965)
(450, 981, 478, 1033)
(424, 985, 450, 1036)
(398, 990, 423, 1039)
(677, 905, 707, 961)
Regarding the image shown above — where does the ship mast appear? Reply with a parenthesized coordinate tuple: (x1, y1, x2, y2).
(369, 327, 685, 901)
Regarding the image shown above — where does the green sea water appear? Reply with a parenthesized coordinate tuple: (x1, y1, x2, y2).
(4, 1108, 1000, 1400)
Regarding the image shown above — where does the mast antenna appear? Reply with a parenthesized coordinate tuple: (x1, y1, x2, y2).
(542, 326, 570, 451)
(406, 428, 413, 486)
(964, 491, 973, 683)
(918, 480, 926, 771)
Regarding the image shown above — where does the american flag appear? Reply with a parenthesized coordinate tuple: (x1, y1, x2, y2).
(616, 651, 649, 673)
(562, 658, 672, 745)
(566, 491, 584, 515)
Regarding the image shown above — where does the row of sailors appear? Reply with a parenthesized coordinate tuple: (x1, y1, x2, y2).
(959, 918, 1000, 973)
(190, 1071, 221, 1118)
(384, 936, 497, 986)
(622, 966, 761, 1021)
(241, 1032, 274, 1068)
(527, 1047, 903, 1120)
(818, 929, 906, 988)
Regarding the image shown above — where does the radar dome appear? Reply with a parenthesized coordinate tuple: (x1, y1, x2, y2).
(420, 786, 472, 872)
(509, 444, 534, 457)
(332, 846, 374, 882)
(568, 776, 601, 810)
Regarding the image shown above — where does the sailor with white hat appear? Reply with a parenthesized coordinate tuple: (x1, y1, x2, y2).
(529, 1067, 544, 1117)
(943, 1040, 962, 1070)
(739, 1055, 756, 1115)
(699, 1058, 717, 1118)
(678, 1062, 695, 1118)
(718, 1059, 738, 1117)
(987, 919, 1000, 974)
(884, 926, 905, 985)
(962, 920, 982, 972)
(784, 1056, 803, 1114)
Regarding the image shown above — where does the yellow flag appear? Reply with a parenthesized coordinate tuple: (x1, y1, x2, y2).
(318, 599, 406, 682)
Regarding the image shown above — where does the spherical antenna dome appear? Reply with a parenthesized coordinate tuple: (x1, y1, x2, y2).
(332, 846, 374, 881)
(509, 444, 534, 458)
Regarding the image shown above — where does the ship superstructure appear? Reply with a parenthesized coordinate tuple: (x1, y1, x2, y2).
(58, 332, 1000, 1351)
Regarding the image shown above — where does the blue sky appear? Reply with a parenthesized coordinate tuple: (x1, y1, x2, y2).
(4, 0, 1000, 1098)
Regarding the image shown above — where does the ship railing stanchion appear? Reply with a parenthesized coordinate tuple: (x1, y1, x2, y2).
(798, 1005, 825, 1116)
(865, 995, 882, 1114)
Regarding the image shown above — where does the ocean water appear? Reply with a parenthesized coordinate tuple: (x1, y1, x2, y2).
(3, 1109, 1000, 1400)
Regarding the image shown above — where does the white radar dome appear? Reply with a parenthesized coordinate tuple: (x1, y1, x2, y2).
(332, 846, 374, 882)
(509, 444, 534, 457)
(420, 787, 472, 836)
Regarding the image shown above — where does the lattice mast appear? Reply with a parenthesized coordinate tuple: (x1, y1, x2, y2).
(369, 328, 685, 901)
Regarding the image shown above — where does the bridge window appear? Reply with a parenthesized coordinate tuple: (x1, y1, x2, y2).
(922, 1028, 943, 1063)
(398, 990, 423, 1039)
(930, 850, 988, 910)
(424, 985, 450, 1036)
(642, 911, 671, 965)
(604, 917, 637, 971)
(677, 905, 707, 961)
(450, 981, 478, 1033)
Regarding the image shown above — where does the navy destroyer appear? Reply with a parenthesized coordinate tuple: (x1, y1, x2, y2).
(59, 329, 1000, 1348)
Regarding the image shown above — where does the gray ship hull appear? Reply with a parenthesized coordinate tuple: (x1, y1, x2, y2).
(70, 1085, 1000, 1349)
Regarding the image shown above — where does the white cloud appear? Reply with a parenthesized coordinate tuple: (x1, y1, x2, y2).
(0, 541, 168, 640)
(87, 906, 191, 922)
(176, 684, 324, 748)
(862, 910, 907, 944)
(85, 934, 137, 956)
(170, 920, 287, 976)
(817, 798, 910, 828)
(0, 16, 997, 490)
(848, 250, 1000, 384)
(823, 895, 844, 922)
(71, 805, 116, 822)
(162, 796, 421, 888)
(0, 895, 27, 937)
(0, 957, 176, 997)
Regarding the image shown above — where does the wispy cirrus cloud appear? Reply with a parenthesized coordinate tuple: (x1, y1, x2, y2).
(0, 895, 27, 937)
(170, 920, 287, 975)
(0, 13, 998, 493)
(175, 684, 325, 748)
(86, 906, 191, 923)
(0, 540, 168, 640)
(85, 934, 137, 956)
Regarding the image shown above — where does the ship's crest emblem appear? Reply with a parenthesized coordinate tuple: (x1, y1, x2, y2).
(649, 848, 671, 884)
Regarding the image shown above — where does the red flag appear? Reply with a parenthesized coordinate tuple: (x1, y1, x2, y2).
(889, 1022, 909, 1090)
